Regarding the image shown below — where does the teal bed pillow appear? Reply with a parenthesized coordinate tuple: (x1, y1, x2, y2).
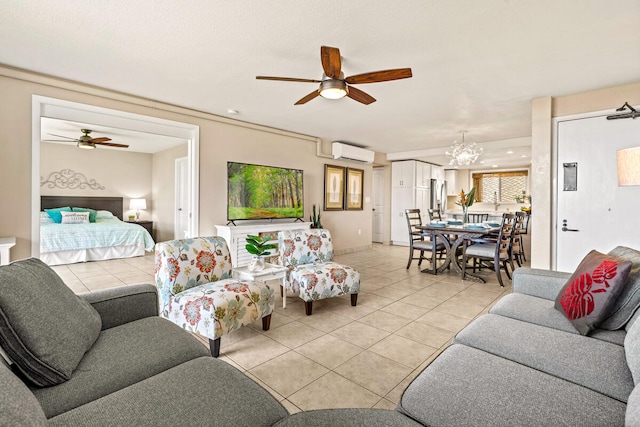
(71, 207, 97, 223)
(0, 258, 102, 386)
(44, 207, 71, 223)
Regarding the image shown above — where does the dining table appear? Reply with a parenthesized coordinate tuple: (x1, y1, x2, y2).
(417, 222, 500, 283)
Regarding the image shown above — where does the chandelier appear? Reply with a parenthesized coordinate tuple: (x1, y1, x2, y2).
(446, 131, 482, 166)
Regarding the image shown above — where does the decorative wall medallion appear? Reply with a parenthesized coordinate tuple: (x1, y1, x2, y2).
(40, 169, 106, 190)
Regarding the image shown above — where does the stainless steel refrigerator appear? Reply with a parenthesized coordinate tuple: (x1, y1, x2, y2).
(430, 179, 447, 213)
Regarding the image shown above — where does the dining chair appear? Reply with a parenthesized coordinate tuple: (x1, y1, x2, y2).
(428, 208, 442, 221)
(468, 213, 489, 223)
(512, 211, 527, 265)
(461, 213, 516, 286)
(405, 209, 446, 272)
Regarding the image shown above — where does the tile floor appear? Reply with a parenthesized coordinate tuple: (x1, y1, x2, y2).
(52, 239, 530, 414)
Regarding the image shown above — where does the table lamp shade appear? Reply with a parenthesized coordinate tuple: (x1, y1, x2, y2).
(129, 199, 147, 210)
(617, 147, 640, 186)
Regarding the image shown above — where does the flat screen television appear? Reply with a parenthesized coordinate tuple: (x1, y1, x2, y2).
(227, 162, 304, 221)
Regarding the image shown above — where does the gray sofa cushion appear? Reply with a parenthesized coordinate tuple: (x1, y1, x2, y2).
(397, 344, 626, 427)
(627, 386, 640, 427)
(601, 246, 640, 330)
(0, 258, 102, 386)
(31, 316, 209, 418)
(0, 360, 46, 426)
(274, 409, 422, 426)
(454, 314, 634, 402)
(48, 356, 288, 427)
(625, 309, 640, 385)
(489, 293, 580, 334)
(512, 267, 570, 300)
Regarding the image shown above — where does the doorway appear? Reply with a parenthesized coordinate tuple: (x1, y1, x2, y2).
(372, 167, 385, 243)
(554, 109, 640, 271)
(175, 157, 189, 239)
(31, 96, 200, 257)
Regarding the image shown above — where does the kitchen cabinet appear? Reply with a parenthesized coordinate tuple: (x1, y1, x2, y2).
(445, 170, 458, 196)
(391, 160, 432, 246)
(431, 165, 445, 181)
(391, 161, 415, 187)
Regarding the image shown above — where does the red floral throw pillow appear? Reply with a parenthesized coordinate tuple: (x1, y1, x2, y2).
(555, 250, 632, 335)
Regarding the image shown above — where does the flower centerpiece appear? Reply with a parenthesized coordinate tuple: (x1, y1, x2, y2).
(456, 187, 476, 224)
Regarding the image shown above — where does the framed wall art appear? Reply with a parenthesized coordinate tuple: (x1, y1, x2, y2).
(346, 167, 364, 210)
(324, 164, 345, 210)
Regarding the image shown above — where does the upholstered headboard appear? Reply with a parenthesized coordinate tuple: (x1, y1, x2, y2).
(41, 196, 124, 220)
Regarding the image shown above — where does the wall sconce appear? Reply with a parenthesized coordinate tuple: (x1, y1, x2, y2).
(129, 198, 147, 221)
(617, 147, 640, 186)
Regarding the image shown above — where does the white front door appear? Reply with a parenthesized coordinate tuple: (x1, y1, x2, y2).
(555, 113, 640, 272)
(372, 168, 384, 243)
(175, 157, 189, 239)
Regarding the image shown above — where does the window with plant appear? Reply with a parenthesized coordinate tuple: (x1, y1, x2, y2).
(472, 170, 528, 203)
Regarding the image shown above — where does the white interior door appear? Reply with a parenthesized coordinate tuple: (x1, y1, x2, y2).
(372, 168, 384, 243)
(175, 157, 189, 239)
(555, 113, 640, 272)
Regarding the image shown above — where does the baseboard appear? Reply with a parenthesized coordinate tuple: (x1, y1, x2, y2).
(335, 244, 373, 256)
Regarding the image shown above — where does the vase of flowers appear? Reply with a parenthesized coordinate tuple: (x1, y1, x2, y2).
(456, 187, 476, 224)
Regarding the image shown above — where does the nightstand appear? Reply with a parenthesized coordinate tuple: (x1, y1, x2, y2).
(133, 220, 153, 237)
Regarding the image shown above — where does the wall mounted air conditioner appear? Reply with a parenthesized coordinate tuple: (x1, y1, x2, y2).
(331, 142, 375, 164)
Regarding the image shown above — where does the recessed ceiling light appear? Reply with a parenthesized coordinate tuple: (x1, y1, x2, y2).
(479, 160, 485, 164)
(227, 109, 239, 115)
(492, 165, 498, 168)
(520, 154, 527, 158)
(507, 150, 514, 154)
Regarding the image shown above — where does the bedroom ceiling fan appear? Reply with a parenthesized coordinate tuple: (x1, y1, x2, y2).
(256, 46, 412, 105)
(42, 129, 129, 150)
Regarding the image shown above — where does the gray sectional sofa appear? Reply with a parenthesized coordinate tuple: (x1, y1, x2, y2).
(3, 252, 640, 426)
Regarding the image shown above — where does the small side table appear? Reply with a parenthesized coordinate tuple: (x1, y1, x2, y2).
(232, 263, 288, 307)
(0, 237, 16, 266)
(133, 221, 153, 238)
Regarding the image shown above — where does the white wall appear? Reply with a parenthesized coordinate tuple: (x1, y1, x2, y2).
(40, 142, 153, 220)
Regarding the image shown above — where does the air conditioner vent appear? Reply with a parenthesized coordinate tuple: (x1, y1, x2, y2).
(331, 142, 375, 164)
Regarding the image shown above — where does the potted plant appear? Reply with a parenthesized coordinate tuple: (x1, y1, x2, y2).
(309, 204, 322, 229)
(245, 235, 277, 272)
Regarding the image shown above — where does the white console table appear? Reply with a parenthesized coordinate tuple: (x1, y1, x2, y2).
(216, 222, 311, 267)
(0, 237, 16, 266)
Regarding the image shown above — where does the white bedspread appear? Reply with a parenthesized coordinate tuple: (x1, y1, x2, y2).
(40, 218, 155, 254)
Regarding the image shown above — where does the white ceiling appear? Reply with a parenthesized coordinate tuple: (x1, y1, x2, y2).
(40, 117, 188, 153)
(2, 1, 639, 168)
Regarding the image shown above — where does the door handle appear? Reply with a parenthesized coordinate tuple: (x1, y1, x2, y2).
(561, 219, 578, 232)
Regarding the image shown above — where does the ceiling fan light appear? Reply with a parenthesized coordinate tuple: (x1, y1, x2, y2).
(77, 141, 95, 150)
(319, 79, 348, 100)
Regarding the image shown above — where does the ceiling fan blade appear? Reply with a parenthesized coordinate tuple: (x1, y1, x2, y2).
(42, 139, 77, 143)
(345, 68, 413, 84)
(346, 86, 376, 105)
(294, 90, 320, 105)
(90, 137, 112, 143)
(321, 46, 342, 79)
(256, 76, 321, 83)
(94, 141, 129, 148)
(46, 133, 78, 141)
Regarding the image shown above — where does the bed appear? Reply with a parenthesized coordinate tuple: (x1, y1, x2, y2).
(40, 196, 155, 266)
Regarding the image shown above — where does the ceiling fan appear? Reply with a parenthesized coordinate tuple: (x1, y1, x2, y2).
(256, 46, 412, 105)
(42, 129, 129, 150)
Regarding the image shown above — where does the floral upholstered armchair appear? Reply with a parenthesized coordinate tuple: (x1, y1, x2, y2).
(278, 229, 360, 315)
(155, 236, 275, 357)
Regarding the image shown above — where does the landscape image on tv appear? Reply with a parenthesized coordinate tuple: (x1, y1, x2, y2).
(227, 162, 304, 220)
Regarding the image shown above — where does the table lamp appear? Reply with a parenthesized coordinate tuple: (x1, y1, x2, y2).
(129, 198, 147, 221)
(618, 147, 640, 186)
